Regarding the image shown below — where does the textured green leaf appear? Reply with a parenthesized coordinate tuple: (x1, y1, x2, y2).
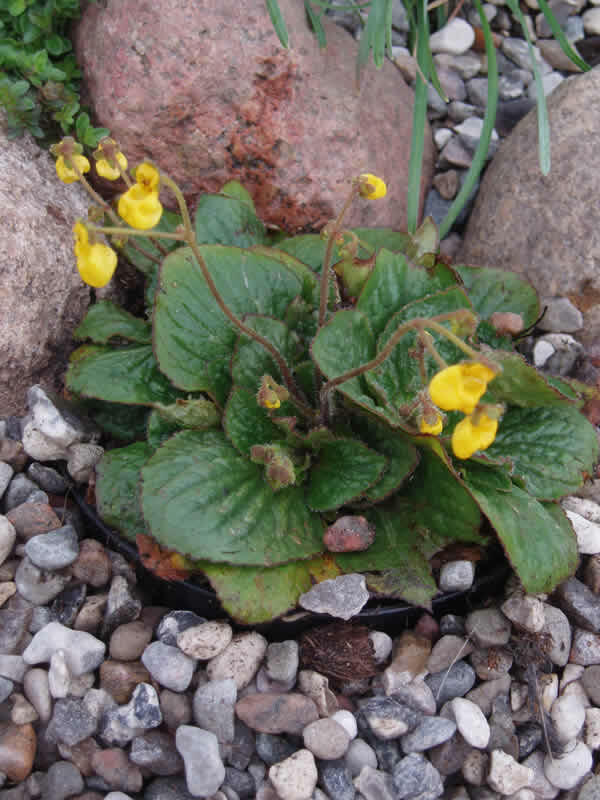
(220, 180, 257, 211)
(486, 406, 598, 499)
(194, 193, 268, 247)
(67, 344, 181, 407)
(356, 249, 458, 338)
(487, 351, 580, 408)
(231, 315, 299, 393)
(153, 246, 303, 405)
(351, 228, 411, 255)
(274, 234, 340, 272)
(202, 555, 340, 624)
(74, 300, 151, 345)
(463, 463, 577, 593)
(79, 399, 150, 442)
(352, 416, 420, 502)
(141, 430, 324, 566)
(223, 386, 286, 456)
(365, 287, 473, 410)
(153, 396, 220, 430)
(96, 442, 153, 542)
(146, 410, 180, 450)
(120, 208, 183, 276)
(365, 567, 437, 609)
(250, 245, 319, 304)
(306, 438, 387, 511)
(311, 309, 399, 427)
(455, 264, 540, 329)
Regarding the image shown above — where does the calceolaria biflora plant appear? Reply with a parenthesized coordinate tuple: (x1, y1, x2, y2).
(54, 136, 598, 624)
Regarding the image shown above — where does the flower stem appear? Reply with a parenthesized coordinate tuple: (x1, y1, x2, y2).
(318, 185, 358, 328)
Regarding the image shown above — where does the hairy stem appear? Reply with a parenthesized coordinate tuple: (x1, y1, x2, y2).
(318, 186, 358, 327)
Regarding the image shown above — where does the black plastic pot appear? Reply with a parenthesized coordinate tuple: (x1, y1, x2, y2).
(73, 492, 511, 638)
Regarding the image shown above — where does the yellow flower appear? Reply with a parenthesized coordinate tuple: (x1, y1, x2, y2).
(56, 154, 90, 184)
(358, 173, 387, 200)
(117, 162, 163, 229)
(429, 362, 497, 415)
(96, 151, 128, 180)
(452, 411, 498, 460)
(73, 222, 117, 288)
(420, 412, 443, 436)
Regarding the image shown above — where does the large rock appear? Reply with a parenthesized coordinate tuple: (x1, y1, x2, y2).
(458, 67, 600, 349)
(74, 0, 434, 232)
(0, 112, 90, 416)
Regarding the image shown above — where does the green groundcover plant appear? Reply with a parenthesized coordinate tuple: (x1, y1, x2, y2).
(54, 137, 598, 624)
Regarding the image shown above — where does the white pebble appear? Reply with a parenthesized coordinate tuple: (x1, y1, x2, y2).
(439, 560, 475, 592)
(550, 694, 585, 744)
(533, 339, 556, 368)
(331, 710, 358, 740)
(434, 127, 454, 149)
(269, 749, 318, 800)
(487, 749, 534, 794)
(501, 592, 545, 633)
(0, 516, 16, 567)
(368, 631, 392, 663)
(450, 698, 490, 748)
(585, 707, 600, 749)
(207, 632, 267, 690)
(583, 7, 600, 34)
(430, 18, 475, 55)
(48, 650, 71, 699)
(23, 622, 105, 677)
(564, 510, 600, 555)
(544, 741, 592, 789)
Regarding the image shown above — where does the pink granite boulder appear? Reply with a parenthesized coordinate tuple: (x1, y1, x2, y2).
(74, 0, 434, 232)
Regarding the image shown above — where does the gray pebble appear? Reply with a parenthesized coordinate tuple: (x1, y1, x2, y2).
(359, 696, 421, 739)
(0, 463, 14, 501)
(24, 525, 79, 571)
(176, 725, 225, 798)
(425, 660, 477, 708)
(99, 683, 162, 746)
(265, 640, 299, 684)
(226, 719, 255, 771)
(0, 676, 13, 704)
(299, 574, 369, 620)
(26, 463, 68, 494)
(15, 557, 69, 605)
(43, 760, 84, 800)
(4, 474, 40, 510)
(538, 297, 584, 332)
(400, 716, 457, 752)
(141, 641, 195, 692)
(554, 577, 600, 633)
(318, 759, 355, 800)
(101, 575, 142, 638)
(23, 622, 105, 676)
(255, 733, 297, 766)
(193, 678, 237, 743)
(130, 731, 184, 776)
(223, 766, 255, 799)
(353, 766, 397, 800)
(392, 752, 444, 800)
(345, 738, 378, 777)
(48, 697, 97, 746)
(156, 610, 207, 646)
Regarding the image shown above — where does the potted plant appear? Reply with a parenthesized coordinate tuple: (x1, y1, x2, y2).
(52, 136, 598, 625)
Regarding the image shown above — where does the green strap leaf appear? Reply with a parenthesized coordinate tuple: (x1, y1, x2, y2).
(265, 0, 290, 48)
(536, 0, 589, 72)
(74, 300, 151, 345)
(486, 405, 598, 499)
(406, 0, 430, 234)
(463, 463, 578, 593)
(306, 438, 387, 511)
(141, 430, 324, 566)
(67, 344, 181, 407)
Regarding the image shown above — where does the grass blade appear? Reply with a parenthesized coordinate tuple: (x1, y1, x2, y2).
(304, 1, 328, 48)
(439, 0, 498, 238)
(265, 0, 289, 48)
(406, 0, 430, 234)
(536, 0, 589, 72)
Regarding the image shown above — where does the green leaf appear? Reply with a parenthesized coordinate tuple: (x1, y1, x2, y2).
(202, 554, 340, 624)
(351, 228, 411, 255)
(154, 246, 303, 405)
(67, 344, 181, 407)
(153, 396, 220, 431)
(486, 406, 598, 499)
(463, 463, 578, 593)
(265, 0, 289, 48)
(306, 438, 387, 511)
(121, 208, 183, 277)
(231, 315, 299, 392)
(79, 399, 150, 442)
(141, 430, 324, 566)
(356, 249, 458, 338)
(74, 300, 151, 345)
(311, 309, 399, 426)
(194, 193, 268, 248)
(365, 567, 437, 609)
(365, 287, 473, 409)
(146, 410, 181, 450)
(352, 417, 420, 502)
(220, 180, 257, 211)
(96, 442, 154, 541)
(455, 264, 540, 329)
(487, 351, 580, 408)
(274, 234, 340, 272)
(250, 245, 319, 305)
(406, 0, 430, 233)
(224, 386, 287, 456)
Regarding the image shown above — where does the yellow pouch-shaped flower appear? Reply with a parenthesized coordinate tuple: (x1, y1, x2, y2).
(73, 222, 117, 288)
(118, 183, 163, 230)
(420, 412, 443, 435)
(96, 151, 128, 181)
(56, 154, 90, 184)
(452, 412, 498, 460)
(429, 362, 496, 415)
(358, 173, 387, 199)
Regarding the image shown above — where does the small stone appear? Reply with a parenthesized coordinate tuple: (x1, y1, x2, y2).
(0, 518, 16, 567)
(101, 576, 142, 639)
(256, 733, 298, 766)
(4, 475, 41, 510)
(0, 677, 13, 703)
(67, 442, 104, 483)
(583, 8, 600, 34)
(141, 641, 195, 692)
(159, 689, 192, 730)
(323, 515, 375, 552)
(381, 632, 431, 691)
(487, 749, 534, 794)
(0, 581, 16, 608)
(269, 749, 318, 800)
(571, 628, 600, 665)
(0, 606, 31, 654)
(462, 748, 489, 785)
(425, 660, 477, 708)
(226, 719, 255, 771)
(454, 117, 499, 156)
(543, 741, 592, 789)
(470, 647, 513, 681)
(49, 697, 97, 746)
(235, 693, 319, 734)
(501, 593, 545, 633)
(392, 752, 444, 799)
(299, 574, 369, 620)
(303, 718, 351, 759)
(23, 668, 51, 722)
(90, 748, 143, 794)
(386, 680, 437, 715)
(50, 583, 87, 628)
(555, 577, 600, 632)
(353, 766, 396, 800)
(439, 559, 475, 591)
(447, 697, 490, 748)
(177, 621, 232, 660)
(0, 655, 25, 683)
(439, 136, 474, 169)
(369, 631, 393, 664)
(192, 678, 237, 743)
(317, 760, 355, 800)
(584, 707, 600, 749)
(176, 725, 225, 798)
(430, 18, 475, 55)
(345, 738, 378, 777)
(0, 464, 14, 502)
(74, 594, 108, 634)
(207, 632, 267, 690)
(465, 608, 511, 647)
(26, 463, 68, 494)
(580, 776, 600, 800)
(265, 640, 299, 684)
(466, 77, 490, 109)
(99, 683, 162, 746)
(537, 297, 584, 332)
(581, 665, 600, 705)
(534, 338, 556, 368)
(24, 526, 79, 570)
(156, 610, 207, 646)
(23, 622, 105, 676)
(359, 696, 421, 740)
(428, 730, 473, 776)
(71, 540, 112, 588)
(569, 513, 600, 557)
(109, 621, 153, 661)
(401, 716, 456, 752)
(427, 635, 473, 673)
(14, 556, 68, 605)
(0, 723, 36, 782)
(541, 604, 571, 667)
(83, 688, 117, 725)
(130, 731, 183, 776)
(10, 693, 38, 725)
(331, 710, 358, 740)
(297, 670, 338, 716)
(550, 694, 586, 744)
(48, 650, 71, 699)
